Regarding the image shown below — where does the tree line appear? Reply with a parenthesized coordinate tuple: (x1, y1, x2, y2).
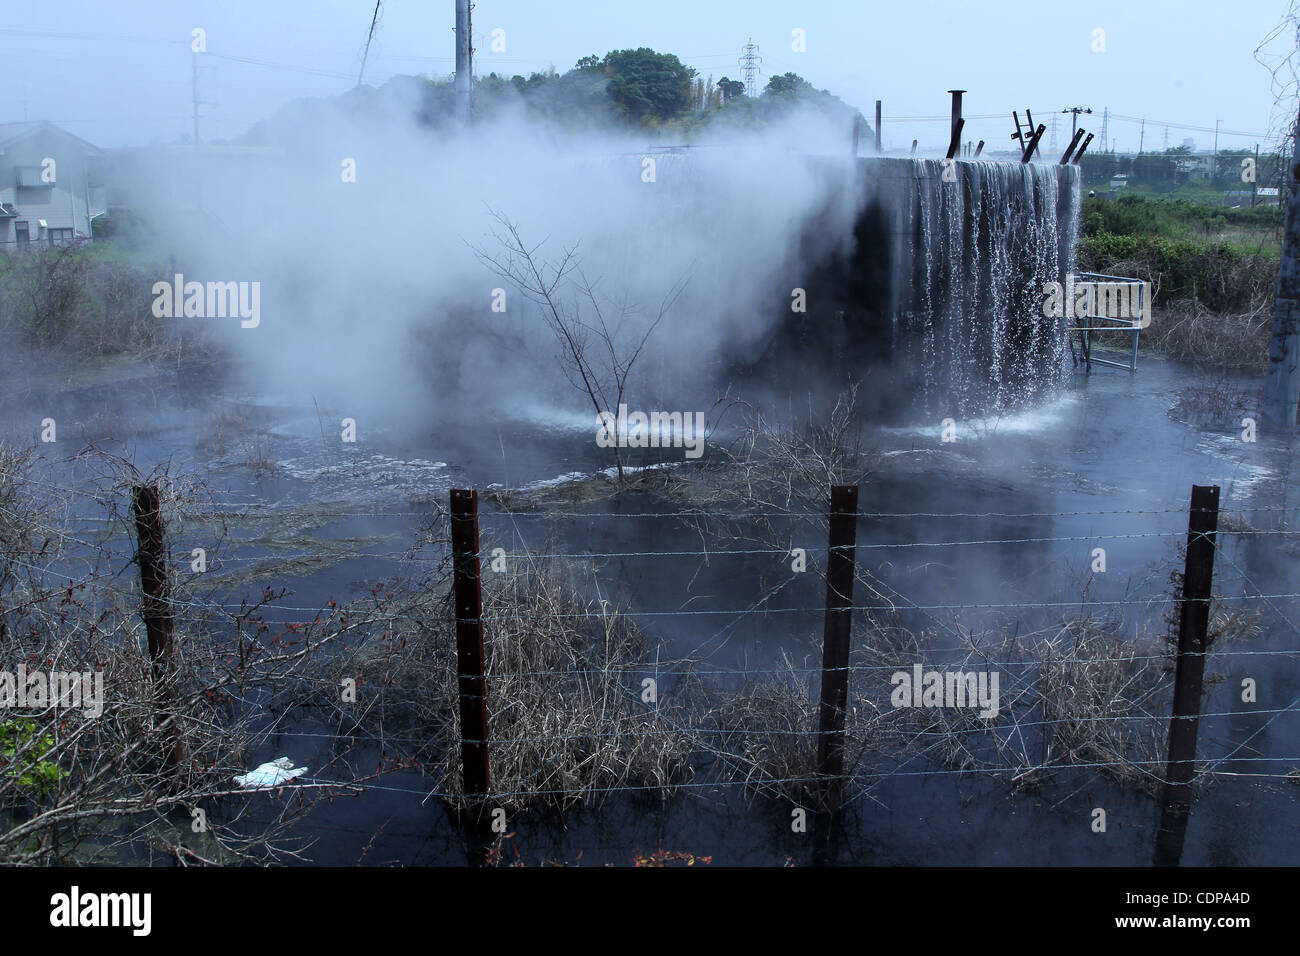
(237, 47, 868, 143)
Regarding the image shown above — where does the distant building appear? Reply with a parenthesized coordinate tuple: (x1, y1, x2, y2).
(102, 143, 285, 214)
(1175, 154, 1211, 179)
(0, 121, 106, 250)
(99, 143, 288, 257)
(1222, 187, 1279, 208)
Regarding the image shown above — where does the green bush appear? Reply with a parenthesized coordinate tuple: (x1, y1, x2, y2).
(1077, 232, 1277, 312)
(0, 717, 65, 799)
(90, 209, 152, 248)
(1080, 194, 1281, 243)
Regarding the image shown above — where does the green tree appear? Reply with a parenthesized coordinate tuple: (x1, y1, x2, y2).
(599, 48, 697, 123)
(764, 72, 812, 97)
(717, 77, 746, 103)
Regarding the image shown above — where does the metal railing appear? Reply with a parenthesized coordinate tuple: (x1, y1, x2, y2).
(0, 235, 85, 252)
(1067, 272, 1149, 373)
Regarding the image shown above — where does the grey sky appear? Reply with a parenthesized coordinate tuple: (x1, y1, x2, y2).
(1, 0, 1292, 152)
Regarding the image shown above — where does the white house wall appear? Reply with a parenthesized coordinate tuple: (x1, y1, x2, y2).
(0, 125, 103, 248)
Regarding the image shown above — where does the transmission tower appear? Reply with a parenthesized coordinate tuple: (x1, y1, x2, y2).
(1100, 107, 1109, 152)
(1049, 115, 1058, 150)
(739, 38, 762, 98)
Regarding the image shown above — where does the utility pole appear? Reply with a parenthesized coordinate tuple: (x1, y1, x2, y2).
(1063, 106, 1092, 138)
(1265, 106, 1300, 427)
(454, 0, 472, 124)
(356, 0, 382, 88)
(191, 52, 200, 149)
(739, 38, 762, 98)
(1213, 118, 1220, 180)
(1252, 143, 1260, 207)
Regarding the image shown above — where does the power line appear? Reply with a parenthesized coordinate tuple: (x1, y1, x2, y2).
(1108, 111, 1266, 139)
(205, 51, 356, 81)
(0, 24, 187, 44)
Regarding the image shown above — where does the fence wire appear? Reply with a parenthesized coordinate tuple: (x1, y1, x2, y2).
(2, 470, 1298, 816)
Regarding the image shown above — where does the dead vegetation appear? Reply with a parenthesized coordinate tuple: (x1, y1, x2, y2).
(472, 210, 688, 483)
(434, 559, 698, 810)
(0, 408, 1280, 862)
(1171, 377, 1259, 428)
(1145, 299, 1273, 371)
(708, 612, 1177, 802)
(299, 542, 700, 814)
(0, 442, 403, 864)
(1031, 618, 1169, 794)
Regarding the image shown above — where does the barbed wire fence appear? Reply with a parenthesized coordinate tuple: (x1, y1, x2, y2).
(2, 458, 1299, 864)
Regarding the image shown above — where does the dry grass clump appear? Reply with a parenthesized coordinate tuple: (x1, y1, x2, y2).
(398, 559, 700, 812)
(194, 406, 254, 457)
(1033, 618, 1169, 794)
(1146, 299, 1272, 371)
(270, 534, 704, 815)
(0, 442, 372, 864)
(852, 622, 1037, 783)
(1171, 379, 1258, 428)
(708, 621, 986, 805)
(707, 652, 823, 805)
(708, 609, 1188, 802)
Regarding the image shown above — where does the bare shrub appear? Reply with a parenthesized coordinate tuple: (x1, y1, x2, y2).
(1033, 618, 1169, 794)
(0, 444, 389, 864)
(304, 545, 700, 814)
(436, 560, 697, 810)
(1171, 378, 1259, 428)
(472, 211, 687, 482)
(709, 645, 890, 807)
(1147, 299, 1272, 371)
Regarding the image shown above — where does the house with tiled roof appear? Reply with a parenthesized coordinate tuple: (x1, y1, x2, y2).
(0, 121, 106, 250)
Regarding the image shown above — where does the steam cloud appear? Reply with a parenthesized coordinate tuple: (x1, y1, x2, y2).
(122, 89, 868, 433)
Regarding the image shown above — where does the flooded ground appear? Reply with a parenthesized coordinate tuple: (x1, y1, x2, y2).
(1, 346, 1297, 865)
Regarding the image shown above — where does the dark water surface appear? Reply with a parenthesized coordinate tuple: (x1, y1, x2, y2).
(2, 352, 1297, 865)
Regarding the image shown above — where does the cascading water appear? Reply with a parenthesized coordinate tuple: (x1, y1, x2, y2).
(746, 156, 1080, 421)
(865, 157, 1080, 418)
(494, 149, 1079, 424)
